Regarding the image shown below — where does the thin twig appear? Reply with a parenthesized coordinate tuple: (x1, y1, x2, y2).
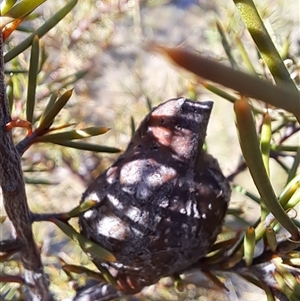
(0, 274, 24, 285)
(279, 125, 300, 144)
(0, 239, 23, 253)
(0, 32, 52, 300)
(16, 133, 38, 155)
(226, 159, 247, 182)
(31, 212, 69, 222)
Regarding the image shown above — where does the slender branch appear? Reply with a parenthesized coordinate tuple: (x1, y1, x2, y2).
(279, 125, 300, 144)
(16, 132, 39, 155)
(226, 159, 247, 182)
(31, 212, 70, 222)
(0, 274, 24, 285)
(0, 32, 52, 300)
(0, 239, 23, 253)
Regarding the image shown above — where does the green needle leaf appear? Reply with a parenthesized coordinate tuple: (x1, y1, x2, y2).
(61, 260, 116, 286)
(232, 183, 260, 203)
(26, 35, 40, 123)
(275, 263, 300, 296)
(260, 112, 272, 219)
(50, 218, 116, 263)
(273, 271, 298, 301)
(265, 228, 277, 252)
(244, 226, 255, 266)
(37, 89, 73, 132)
(233, 0, 298, 91)
(150, 45, 300, 122)
(284, 186, 300, 210)
(260, 113, 272, 177)
(235, 35, 257, 74)
(130, 116, 135, 137)
(0, 216, 7, 224)
(2, 0, 46, 19)
(146, 96, 153, 111)
(234, 98, 299, 240)
(216, 20, 238, 69)
(38, 92, 57, 128)
(1, 0, 17, 16)
(4, 0, 78, 63)
(279, 178, 300, 208)
(35, 127, 110, 142)
(64, 200, 98, 219)
(46, 140, 121, 153)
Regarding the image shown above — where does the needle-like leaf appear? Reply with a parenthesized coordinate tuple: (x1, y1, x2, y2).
(234, 97, 299, 240)
(37, 89, 73, 132)
(46, 140, 121, 153)
(26, 35, 40, 123)
(50, 218, 116, 263)
(4, 0, 78, 63)
(34, 127, 110, 142)
(233, 0, 298, 91)
(244, 226, 255, 266)
(2, 0, 46, 19)
(149, 44, 300, 122)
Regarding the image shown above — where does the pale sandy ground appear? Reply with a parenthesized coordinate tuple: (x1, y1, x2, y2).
(1, 0, 299, 300)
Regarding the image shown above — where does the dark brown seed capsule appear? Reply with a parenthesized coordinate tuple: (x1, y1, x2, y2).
(79, 97, 231, 294)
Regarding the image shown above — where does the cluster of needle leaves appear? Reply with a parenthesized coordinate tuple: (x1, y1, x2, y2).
(0, 0, 299, 300)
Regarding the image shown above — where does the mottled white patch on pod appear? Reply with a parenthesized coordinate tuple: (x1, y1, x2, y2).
(120, 159, 176, 200)
(96, 214, 129, 241)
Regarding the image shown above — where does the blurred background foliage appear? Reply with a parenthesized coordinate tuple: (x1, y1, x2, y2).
(0, 0, 299, 300)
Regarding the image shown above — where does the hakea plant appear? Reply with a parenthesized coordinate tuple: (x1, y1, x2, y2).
(0, 0, 299, 301)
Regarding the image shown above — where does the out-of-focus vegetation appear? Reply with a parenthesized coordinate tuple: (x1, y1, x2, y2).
(0, 0, 299, 300)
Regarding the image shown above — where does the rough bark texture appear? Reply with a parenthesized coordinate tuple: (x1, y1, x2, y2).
(0, 32, 51, 300)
